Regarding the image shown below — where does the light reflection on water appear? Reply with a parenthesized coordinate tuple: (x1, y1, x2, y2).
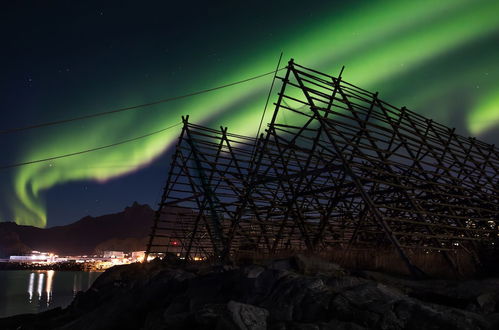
(36, 273, 44, 300)
(0, 270, 101, 318)
(28, 273, 35, 302)
(27, 271, 53, 304)
(46, 270, 54, 305)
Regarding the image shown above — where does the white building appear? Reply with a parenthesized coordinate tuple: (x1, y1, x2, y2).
(9, 251, 56, 263)
(103, 251, 125, 259)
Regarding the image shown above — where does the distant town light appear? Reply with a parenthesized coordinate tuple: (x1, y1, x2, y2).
(6, 250, 149, 270)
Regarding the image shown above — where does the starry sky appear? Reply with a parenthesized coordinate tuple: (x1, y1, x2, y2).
(1, 0, 498, 228)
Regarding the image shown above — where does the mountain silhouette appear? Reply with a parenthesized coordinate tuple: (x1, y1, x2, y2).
(0, 202, 154, 257)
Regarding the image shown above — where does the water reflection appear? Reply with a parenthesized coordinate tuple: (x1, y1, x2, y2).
(26, 271, 55, 305)
(37, 273, 44, 300)
(46, 270, 54, 305)
(72, 272, 82, 296)
(24, 271, 99, 308)
(1, 270, 101, 318)
(28, 273, 35, 302)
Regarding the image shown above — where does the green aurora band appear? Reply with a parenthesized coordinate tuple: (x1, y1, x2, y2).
(11, 0, 499, 227)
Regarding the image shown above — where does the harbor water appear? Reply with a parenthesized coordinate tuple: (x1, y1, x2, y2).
(0, 270, 101, 318)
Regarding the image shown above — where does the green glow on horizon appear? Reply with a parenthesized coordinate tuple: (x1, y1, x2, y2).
(11, 0, 499, 227)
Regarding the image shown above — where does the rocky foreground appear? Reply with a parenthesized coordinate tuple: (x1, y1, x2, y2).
(2, 255, 499, 330)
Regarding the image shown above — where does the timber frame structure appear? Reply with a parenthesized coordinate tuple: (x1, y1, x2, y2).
(146, 59, 499, 276)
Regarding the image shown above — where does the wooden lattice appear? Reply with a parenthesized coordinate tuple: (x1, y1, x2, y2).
(146, 60, 499, 276)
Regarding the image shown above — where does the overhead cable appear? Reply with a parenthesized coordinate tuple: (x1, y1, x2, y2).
(0, 68, 285, 135)
(0, 122, 182, 169)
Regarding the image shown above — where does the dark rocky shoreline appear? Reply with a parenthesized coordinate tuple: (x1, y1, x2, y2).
(0, 261, 88, 271)
(2, 255, 499, 330)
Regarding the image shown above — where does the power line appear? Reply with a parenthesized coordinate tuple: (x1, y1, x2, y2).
(0, 122, 182, 169)
(257, 53, 283, 142)
(251, 53, 283, 164)
(0, 68, 286, 135)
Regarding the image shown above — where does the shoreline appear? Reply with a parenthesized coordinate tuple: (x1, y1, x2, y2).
(0, 261, 106, 272)
(2, 255, 499, 329)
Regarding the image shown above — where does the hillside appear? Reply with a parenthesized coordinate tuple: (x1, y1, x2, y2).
(0, 202, 154, 256)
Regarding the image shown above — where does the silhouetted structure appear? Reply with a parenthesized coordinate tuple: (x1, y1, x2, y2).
(146, 60, 499, 276)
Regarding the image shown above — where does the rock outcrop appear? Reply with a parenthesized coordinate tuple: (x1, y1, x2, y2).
(2, 255, 499, 329)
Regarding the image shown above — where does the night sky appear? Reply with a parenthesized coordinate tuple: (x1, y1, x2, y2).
(1, 0, 498, 228)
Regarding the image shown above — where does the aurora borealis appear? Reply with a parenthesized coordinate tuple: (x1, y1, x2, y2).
(1, 0, 498, 227)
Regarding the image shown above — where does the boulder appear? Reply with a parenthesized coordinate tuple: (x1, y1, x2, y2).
(320, 319, 367, 330)
(329, 281, 490, 330)
(261, 273, 331, 322)
(475, 293, 497, 314)
(294, 254, 344, 277)
(245, 265, 265, 279)
(220, 300, 269, 330)
(194, 303, 226, 327)
(267, 257, 298, 271)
